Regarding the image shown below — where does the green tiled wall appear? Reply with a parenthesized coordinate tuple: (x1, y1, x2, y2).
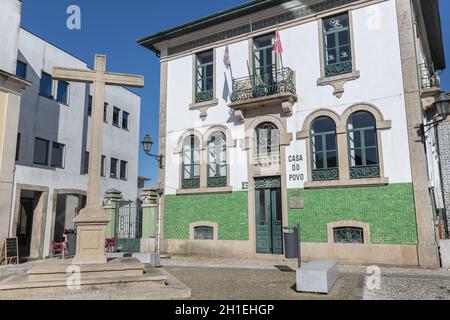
(164, 192, 249, 240)
(288, 183, 418, 245)
(163, 184, 418, 245)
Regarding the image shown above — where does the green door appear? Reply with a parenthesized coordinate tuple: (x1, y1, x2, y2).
(255, 178, 283, 254)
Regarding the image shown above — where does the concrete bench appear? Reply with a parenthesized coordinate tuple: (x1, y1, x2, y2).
(296, 260, 339, 294)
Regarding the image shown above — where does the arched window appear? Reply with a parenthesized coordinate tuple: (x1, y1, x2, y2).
(207, 132, 227, 187)
(333, 227, 364, 244)
(310, 116, 339, 181)
(182, 135, 201, 189)
(254, 122, 280, 156)
(347, 111, 379, 179)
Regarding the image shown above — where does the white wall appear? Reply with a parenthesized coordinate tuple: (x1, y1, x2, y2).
(163, 0, 412, 193)
(14, 28, 141, 254)
(0, 0, 21, 74)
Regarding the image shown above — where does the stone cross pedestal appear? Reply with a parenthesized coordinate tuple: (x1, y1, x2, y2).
(52, 55, 144, 265)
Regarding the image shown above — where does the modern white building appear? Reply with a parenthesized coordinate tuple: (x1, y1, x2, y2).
(139, 0, 446, 267)
(0, 0, 141, 260)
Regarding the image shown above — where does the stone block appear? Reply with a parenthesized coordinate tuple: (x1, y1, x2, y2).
(296, 260, 339, 294)
(439, 240, 450, 269)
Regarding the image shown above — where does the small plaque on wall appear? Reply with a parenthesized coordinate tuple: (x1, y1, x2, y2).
(289, 197, 304, 209)
(242, 182, 248, 190)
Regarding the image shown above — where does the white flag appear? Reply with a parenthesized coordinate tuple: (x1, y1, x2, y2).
(223, 45, 231, 70)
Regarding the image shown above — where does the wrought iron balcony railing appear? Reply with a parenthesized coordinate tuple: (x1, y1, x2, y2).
(325, 60, 353, 77)
(195, 89, 214, 103)
(349, 165, 380, 179)
(420, 63, 440, 89)
(182, 178, 200, 189)
(230, 67, 296, 103)
(253, 152, 281, 168)
(312, 168, 339, 181)
(207, 176, 227, 187)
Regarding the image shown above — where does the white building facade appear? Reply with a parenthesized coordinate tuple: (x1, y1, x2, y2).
(140, 0, 446, 267)
(0, 2, 141, 260)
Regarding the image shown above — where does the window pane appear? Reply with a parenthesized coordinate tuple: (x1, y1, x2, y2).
(254, 34, 273, 48)
(197, 50, 213, 65)
(312, 117, 336, 134)
(33, 138, 49, 165)
(324, 13, 349, 33)
(339, 45, 351, 61)
(325, 34, 336, 50)
(366, 147, 379, 165)
(258, 190, 266, 224)
(110, 158, 118, 178)
(51, 142, 65, 168)
(101, 155, 106, 177)
(16, 61, 27, 79)
(313, 136, 323, 152)
(349, 111, 375, 129)
(84, 151, 89, 174)
(88, 95, 93, 116)
(333, 227, 364, 244)
(194, 226, 214, 240)
(364, 130, 377, 147)
(113, 107, 120, 126)
(351, 149, 363, 166)
(350, 131, 361, 148)
(325, 134, 336, 151)
(39, 72, 52, 98)
(326, 49, 337, 64)
(327, 151, 338, 168)
(122, 111, 129, 130)
(120, 161, 127, 180)
(313, 152, 324, 169)
(16, 133, 21, 161)
(103, 103, 108, 122)
(56, 81, 69, 104)
(338, 31, 349, 46)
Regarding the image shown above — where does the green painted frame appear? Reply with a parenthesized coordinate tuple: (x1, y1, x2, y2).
(347, 113, 380, 179)
(207, 132, 227, 188)
(195, 50, 214, 103)
(322, 12, 352, 77)
(182, 135, 201, 189)
(310, 117, 339, 181)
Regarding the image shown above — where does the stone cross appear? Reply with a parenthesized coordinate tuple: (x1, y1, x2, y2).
(52, 55, 144, 264)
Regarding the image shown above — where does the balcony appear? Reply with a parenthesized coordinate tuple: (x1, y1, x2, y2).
(228, 66, 297, 121)
(420, 63, 440, 90)
(252, 151, 281, 176)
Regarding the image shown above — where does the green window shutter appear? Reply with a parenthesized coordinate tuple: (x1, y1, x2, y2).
(323, 12, 352, 77)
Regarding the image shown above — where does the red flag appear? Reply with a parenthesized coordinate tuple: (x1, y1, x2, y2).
(274, 28, 283, 54)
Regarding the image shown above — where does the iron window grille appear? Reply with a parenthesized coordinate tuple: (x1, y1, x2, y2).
(194, 226, 214, 240)
(333, 227, 364, 244)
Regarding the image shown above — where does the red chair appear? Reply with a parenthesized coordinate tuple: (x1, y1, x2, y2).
(105, 237, 116, 252)
(50, 241, 67, 258)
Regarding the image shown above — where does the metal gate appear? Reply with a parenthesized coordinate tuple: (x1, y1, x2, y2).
(114, 200, 142, 252)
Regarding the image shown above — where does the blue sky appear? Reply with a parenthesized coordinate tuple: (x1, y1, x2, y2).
(20, 0, 450, 186)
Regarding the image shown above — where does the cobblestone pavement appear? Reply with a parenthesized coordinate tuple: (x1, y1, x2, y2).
(166, 266, 364, 300)
(162, 255, 450, 300)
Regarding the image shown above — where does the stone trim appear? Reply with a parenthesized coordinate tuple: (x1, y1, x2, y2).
(245, 113, 291, 255)
(158, 0, 381, 59)
(176, 186, 233, 196)
(395, 0, 439, 267)
(305, 177, 389, 189)
(189, 221, 219, 241)
(189, 48, 219, 121)
(317, 9, 360, 98)
(175, 126, 236, 194)
(297, 103, 390, 185)
(327, 220, 371, 245)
